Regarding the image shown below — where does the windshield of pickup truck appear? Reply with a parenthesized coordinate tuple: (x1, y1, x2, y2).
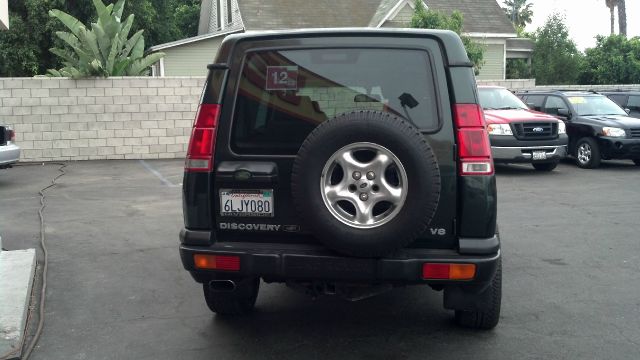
(568, 96, 628, 116)
(478, 87, 528, 110)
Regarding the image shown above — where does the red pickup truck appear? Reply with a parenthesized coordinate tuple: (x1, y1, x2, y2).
(478, 86, 568, 171)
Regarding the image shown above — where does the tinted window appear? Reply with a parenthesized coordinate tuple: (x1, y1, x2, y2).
(543, 96, 568, 115)
(523, 95, 545, 111)
(628, 96, 640, 110)
(607, 94, 627, 107)
(231, 48, 439, 154)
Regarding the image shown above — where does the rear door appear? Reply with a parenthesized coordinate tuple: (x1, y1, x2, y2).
(211, 35, 458, 248)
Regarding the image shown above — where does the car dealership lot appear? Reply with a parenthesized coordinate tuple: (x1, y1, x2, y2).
(1, 159, 639, 359)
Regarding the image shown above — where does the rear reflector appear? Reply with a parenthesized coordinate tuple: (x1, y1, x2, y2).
(185, 104, 221, 172)
(453, 104, 493, 175)
(193, 254, 240, 271)
(422, 263, 476, 280)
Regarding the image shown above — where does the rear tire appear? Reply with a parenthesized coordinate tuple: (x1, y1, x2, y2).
(532, 161, 559, 172)
(454, 258, 502, 330)
(574, 137, 601, 169)
(203, 278, 260, 315)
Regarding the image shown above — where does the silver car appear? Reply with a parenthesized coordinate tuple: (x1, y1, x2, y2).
(0, 125, 20, 169)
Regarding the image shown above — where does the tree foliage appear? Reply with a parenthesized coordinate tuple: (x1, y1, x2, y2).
(0, 0, 65, 76)
(502, 0, 533, 32)
(0, 0, 200, 77)
(506, 58, 530, 79)
(530, 13, 583, 85)
(47, 0, 164, 77)
(410, 1, 485, 74)
(579, 35, 640, 84)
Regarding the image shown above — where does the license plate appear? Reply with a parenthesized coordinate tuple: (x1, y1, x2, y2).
(532, 151, 547, 160)
(220, 189, 274, 217)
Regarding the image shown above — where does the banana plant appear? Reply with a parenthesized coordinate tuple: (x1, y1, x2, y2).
(47, 0, 164, 78)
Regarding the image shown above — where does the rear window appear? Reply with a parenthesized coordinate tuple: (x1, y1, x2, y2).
(231, 48, 439, 154)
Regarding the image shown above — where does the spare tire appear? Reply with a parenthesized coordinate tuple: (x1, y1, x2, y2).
(292, 110, 441, 257)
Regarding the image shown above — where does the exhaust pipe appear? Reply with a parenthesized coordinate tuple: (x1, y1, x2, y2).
(209, 280, 236, 292)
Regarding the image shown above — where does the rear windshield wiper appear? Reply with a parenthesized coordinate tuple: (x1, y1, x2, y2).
(497, 106, 522, 110)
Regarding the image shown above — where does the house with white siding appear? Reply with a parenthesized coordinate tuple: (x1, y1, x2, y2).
(149, 0, 532, 80)
(1, 0, 9, 30)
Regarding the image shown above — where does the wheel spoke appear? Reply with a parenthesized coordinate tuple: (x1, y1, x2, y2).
(376, 178, 403, 204)
(325, 185, 355, 204)
(354, 200, 375, 225)
(368, 151, 393, 175)
(337, 150, 366, 174)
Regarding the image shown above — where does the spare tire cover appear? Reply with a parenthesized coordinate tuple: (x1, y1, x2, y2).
(291, 110, 441, 257)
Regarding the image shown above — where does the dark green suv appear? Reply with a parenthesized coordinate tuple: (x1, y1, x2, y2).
(179, 29, 501, 329)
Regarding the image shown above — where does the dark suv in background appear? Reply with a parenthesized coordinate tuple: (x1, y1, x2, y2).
(600, 90, 640, 119)
(517, 90, 640, 168)
(179, 29, 502, 329)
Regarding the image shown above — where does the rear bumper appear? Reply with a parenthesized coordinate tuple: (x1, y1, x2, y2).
(179, 240, 500, 286)
(490, 134, 568, 163)
(0, 143, 20, 167)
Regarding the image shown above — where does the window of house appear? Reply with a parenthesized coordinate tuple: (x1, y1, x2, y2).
(227, 0, 233, 24)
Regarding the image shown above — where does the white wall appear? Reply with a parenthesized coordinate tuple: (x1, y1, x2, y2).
(0, 77, 206, 162)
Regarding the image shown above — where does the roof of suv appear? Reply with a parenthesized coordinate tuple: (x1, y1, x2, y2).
(516, 90, 601, 96)
(218, 28, 471, 67)
(598, 90, 640, 95)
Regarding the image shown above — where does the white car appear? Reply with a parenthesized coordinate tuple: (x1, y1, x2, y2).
(0, 125, 20, 169)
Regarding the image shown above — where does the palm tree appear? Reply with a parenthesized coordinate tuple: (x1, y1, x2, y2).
(618, 0, 627, 36)
(605, 0, 617, 35)
(502, 0, 534, 30)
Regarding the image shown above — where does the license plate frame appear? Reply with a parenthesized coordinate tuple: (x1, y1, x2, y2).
(532, 151, 547, 161)
(220, 189, 274, 217)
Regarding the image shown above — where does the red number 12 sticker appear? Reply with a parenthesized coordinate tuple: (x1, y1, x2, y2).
(266, 66, 298, 90)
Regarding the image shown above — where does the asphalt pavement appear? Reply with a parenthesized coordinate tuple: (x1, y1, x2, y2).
(0, 159, 639, 360)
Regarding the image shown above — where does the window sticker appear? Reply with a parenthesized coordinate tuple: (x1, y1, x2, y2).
(266, 66, 299, 90)
(568, 97, 586, 104)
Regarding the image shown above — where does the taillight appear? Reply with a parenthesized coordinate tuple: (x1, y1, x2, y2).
(453, 104, 493, 175)
(185, 104, 221, 172)
(8, 129, 15, 142)
(193, 254, 240, 271)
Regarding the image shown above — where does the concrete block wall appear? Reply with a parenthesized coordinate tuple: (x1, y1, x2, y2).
(0, 77, 206, 161)
(477, 79, 536, 89)
(533, 84, 640, 91)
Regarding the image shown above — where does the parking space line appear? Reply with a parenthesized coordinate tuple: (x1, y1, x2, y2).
(139, 160, 180, 188)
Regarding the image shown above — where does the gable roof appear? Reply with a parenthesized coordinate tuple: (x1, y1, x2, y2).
(369, 0, 401, 27)
(425, 0, 515, 35)
(151, 0, 517, 52)
(236, 0, 383, 30)
(147, 28, 242, 52)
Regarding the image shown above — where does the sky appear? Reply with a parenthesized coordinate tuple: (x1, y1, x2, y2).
(523, 0, 639, 51)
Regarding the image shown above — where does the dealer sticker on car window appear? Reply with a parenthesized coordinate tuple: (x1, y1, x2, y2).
(266, 66, 298, 90)
(220, 189, 274, 217)
(568, 97, 586, 104)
